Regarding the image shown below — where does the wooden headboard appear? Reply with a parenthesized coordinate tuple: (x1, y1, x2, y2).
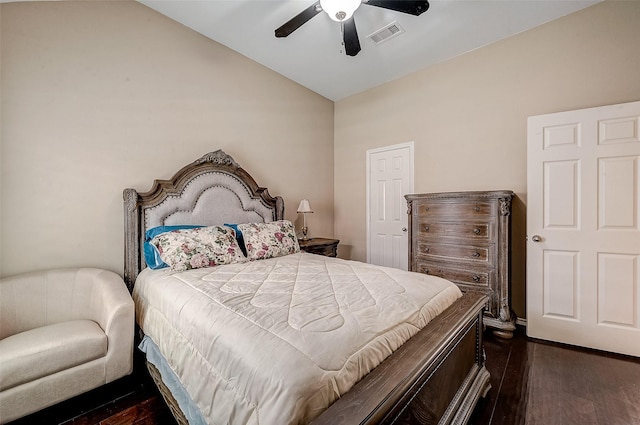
(123, 150, 284, 291)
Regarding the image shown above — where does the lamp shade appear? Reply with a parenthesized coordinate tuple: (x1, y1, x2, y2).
(320, 0, 361, 22)
(297, 199, 314, 213)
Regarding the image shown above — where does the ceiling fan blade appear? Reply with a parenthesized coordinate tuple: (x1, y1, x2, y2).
(275, 1, 322, 38)
(364, 0, 429, 16)
(343, 18, 361, 57)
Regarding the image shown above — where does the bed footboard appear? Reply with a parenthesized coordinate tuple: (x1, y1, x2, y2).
(311, 291, 490, 425)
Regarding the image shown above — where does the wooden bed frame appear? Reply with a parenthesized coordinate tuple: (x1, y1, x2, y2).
(123, 150, 491, 425)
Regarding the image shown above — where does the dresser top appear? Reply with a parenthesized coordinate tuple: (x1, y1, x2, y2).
(405, 190, 514, 201)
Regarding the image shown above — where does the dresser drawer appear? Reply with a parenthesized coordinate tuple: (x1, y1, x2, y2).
(415, 241, 493, 265)
(415, 200, 495, 219)
(414, 260, 491, 288)
(416, 221, 493, 240)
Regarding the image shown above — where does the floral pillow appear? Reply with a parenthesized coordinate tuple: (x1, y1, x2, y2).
(150, 226, 246, 272)
(238, 220, 300, 261)
(144, 225, 204, 269)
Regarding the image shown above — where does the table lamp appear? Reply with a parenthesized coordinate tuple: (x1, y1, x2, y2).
(297, 199, 313, 240)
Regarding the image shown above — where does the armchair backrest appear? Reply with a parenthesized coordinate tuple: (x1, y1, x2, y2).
(0, 268, 121, 340)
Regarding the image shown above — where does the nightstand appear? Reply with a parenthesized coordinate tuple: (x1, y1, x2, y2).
(298, 238, 339, 257)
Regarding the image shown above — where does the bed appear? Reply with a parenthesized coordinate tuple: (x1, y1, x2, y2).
(123, 150, 491, 425)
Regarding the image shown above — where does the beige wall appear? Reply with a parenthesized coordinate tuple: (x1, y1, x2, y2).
(0, 1, 334, 277)
(334, 1, 640, 318)
(0, 5, 3, 273)
(3, 1, 640, 320)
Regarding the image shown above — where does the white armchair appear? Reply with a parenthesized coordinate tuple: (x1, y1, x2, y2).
(0, 268, 134, 423)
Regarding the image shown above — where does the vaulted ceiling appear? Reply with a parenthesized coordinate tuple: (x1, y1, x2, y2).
(140, 1, 599, 101)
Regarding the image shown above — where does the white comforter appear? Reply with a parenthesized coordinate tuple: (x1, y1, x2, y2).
(133, 252, 461, 425)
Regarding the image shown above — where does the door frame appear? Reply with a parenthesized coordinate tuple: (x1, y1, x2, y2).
(366, 141, 415, 265)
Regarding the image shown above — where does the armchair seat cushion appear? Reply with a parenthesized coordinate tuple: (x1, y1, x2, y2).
(0, 320, 107, 392)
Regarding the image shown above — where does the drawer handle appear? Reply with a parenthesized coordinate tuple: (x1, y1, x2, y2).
(472, 252, 480, 258)
(424, 269, 430, 274)
(472, 275, 481, 282)
(424, 225, 430, 231)
(473, 228, 481, 234)
(424, 247, 430, 253)
(475, 206, 480, 212)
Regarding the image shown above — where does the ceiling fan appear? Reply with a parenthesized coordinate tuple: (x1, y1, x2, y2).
(275, 0, 430, 57)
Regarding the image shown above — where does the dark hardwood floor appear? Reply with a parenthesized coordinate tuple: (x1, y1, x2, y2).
(469, 327, 640, 425)
(10, 328, 640, 425)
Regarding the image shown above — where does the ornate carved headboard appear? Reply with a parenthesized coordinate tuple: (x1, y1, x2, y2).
(123, 150, 284, 291)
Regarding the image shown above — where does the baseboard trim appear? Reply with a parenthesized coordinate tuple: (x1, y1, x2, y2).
(516, 317, 527, 327)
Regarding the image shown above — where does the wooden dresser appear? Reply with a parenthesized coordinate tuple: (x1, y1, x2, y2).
(405, 191, 515, 338)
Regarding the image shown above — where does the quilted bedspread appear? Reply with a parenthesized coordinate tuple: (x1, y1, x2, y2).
(133, 252, 461, 425)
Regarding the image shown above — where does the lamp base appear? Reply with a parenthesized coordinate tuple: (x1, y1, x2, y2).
(301, 226, 309, 240)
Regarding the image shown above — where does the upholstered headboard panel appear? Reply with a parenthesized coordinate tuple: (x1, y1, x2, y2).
(123, 150, 284, 290)
(143, 172, 276, 229)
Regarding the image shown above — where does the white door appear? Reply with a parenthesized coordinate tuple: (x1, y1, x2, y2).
(527, 100, 640, 357)
(367, 142, 414, 270)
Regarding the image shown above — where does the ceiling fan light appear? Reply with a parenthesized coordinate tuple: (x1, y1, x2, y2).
(320, 0, 361, 22)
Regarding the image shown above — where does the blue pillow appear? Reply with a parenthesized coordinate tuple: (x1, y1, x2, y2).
(144, 225, 203, 269)
(224, 224, 247, 257)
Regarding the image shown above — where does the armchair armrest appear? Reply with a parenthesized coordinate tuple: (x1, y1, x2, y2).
(85, 269, 135, 382)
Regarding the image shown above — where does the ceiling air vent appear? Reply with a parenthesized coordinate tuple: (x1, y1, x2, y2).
(368, 21, 405, 45)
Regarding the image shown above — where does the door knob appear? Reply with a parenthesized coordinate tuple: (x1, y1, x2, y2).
(402, 227, 407, 232)
(531, 235, 542, 242)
